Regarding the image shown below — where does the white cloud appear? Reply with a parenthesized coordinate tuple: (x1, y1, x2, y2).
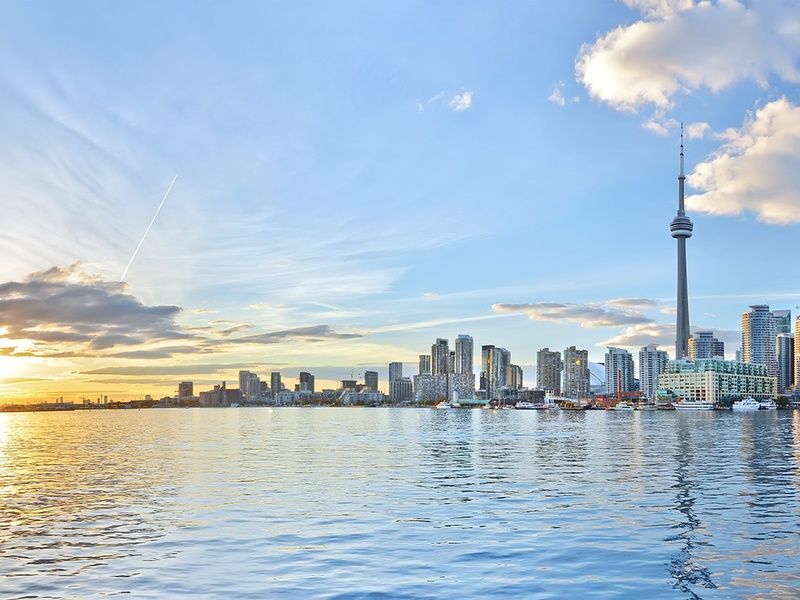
(491, 300, 654, 328)
(576, 1, 800, 112)
(686, 97, 800, 224)
(686, 121, 711, 139)
(642, 117, 678, 136)
(449, 91, 473, 112)
(548, 83, 566, 107)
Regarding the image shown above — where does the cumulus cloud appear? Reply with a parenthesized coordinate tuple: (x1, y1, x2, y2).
(686, 97, 800, 224)
(600, 323, 740, 351)
(686, 121, 711, 139)
(491, 300, 654, 327)
(449, 91, 473, 112)
(576, 1, 800, 112)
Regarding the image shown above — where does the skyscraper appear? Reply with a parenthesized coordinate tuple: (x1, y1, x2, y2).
(777, 334, 794, 394)
(563, 346, 589, 399)
(670, 127, 693, 359)
(365, 370, 378, 392)
(178, 381, 193, 399)
(688, 331, 725, 360)
(270, 372, 282, 398)
(480, 344, 510, 399)
(431, 338, 449, 375)
(454, 334, 474, 374)
(537, 348, 563, 395)
(299, 371, 315, 393)
(639, 344, 668, 400)
(773, 309, 792, 335)
(742, 304, 778, 377)
(795, 316, 800, 390)
(605, 347, 634, 396)
(389, 362, 403, 383)
(418, 354, 431, 375)
(506, 364, 524, 389)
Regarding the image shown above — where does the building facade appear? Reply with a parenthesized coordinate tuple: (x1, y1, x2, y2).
(270, 372, 282, 398)
(364, 371, 378, 391)
(431, 338, 449, 375)
(688, 331, 725, 360)
(605, 347, 635, 396)
(389, 377, 413, 403)
(389, 362, 403, 383)
(537, 348, 563, 395)
(506, 364, 524, 389)
(773, 309, 792, 335)
(178, 381, 193, 399)
(563, 346, 590, 399)
(455, 334, 474, 375)
(299, 371, 315, 393)
(638, 344, 668, 400)
(418, 354, 431, 375)
(777, 333, 794, 394)
(658, 359, 777, 404)
(742, 304, 778, 377)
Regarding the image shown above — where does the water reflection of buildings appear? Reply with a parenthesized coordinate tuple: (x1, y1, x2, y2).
(668, 420, 717, 595)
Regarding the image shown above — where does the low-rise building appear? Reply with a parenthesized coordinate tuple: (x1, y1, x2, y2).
(658, 359, 777, 405)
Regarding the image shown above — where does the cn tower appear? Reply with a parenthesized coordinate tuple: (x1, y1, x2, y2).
(670, 125, 693, 359)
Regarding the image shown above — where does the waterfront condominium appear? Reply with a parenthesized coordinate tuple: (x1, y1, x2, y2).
(563, 346, 589, 399)
(688, 331, 724, 360)
(481, 344, 510, 399)
(773, 309, 792, 335)
(605, 347, 634, 396)
(639, 344, 668, 401)
(454, 334, 474, 375)
(431, 339, 449, 375)
(365, 370, 378, 392)
(659, 359, 777, 404)
(389, 362, 403, 383)
(536, 348, 563, 395)
(742, 305, 778, 377)
(796, 316, 800, 390)
(270, 371, 282, 397)
(777, 333, 794, 394)
(418, 354, 431, 375)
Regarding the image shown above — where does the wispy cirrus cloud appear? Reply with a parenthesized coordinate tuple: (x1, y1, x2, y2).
(491, 299, 655, 328)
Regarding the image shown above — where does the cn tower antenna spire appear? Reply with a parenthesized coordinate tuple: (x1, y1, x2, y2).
(670, 125, 693, 360)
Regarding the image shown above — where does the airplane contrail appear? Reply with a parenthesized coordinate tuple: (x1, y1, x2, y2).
(120, 174, 178, 282)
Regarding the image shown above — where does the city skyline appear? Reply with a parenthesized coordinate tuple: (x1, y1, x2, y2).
(2, 1, 800, 401)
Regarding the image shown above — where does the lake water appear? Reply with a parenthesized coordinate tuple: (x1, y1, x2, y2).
(1, 408, 800, 599)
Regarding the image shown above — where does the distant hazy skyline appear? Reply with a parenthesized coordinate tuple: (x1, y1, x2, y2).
(1, 1, 799, 400)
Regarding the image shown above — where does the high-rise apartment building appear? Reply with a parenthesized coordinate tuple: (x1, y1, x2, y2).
(742, 305, 778, 377)
(605, 347, 634, 396)
(178, 381, 193, 399)
(239, 370, 261, 401)
(365, 370, 378, 392)
(506, 364, 524, 389)
(270, 372, 282, 398)
(454, 334, 474, 375)
(773, 309, 792, 335)
(777, 333, 794, 394)
(639, 344, 668, 400)
(299, 371, 315, 393)
(688, 331, 725, 360)
(418, 354, 431, 375)
(480, 344, 510, 399)
(537, 348, 563, 395)
(431, 339, 449, 375)
(563, 346, 589, 399)
(389, 362, 403, 383)
(795, 316, 800, 390)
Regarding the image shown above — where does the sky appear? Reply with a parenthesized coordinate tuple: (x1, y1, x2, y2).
(1, 0, 799, 401)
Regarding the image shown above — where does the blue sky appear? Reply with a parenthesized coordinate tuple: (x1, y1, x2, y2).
(0, 0, 799, 398)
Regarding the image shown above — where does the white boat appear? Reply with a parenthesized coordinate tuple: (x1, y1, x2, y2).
(434, 401, 451, 409)
(612, 401, 634, 411)
(515, 401, 546, 410)
(732, 397, 760, 411)
(758, 399, 777, 411)
(673, 399, 715, 411)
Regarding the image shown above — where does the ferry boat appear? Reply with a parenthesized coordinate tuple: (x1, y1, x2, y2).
(731, 397, 760, 411)
(515, 401, 546, 410)
(673, 399, 715, 411)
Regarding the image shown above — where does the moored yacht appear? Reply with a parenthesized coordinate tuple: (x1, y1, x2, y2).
(515, 401, 546, 410)
(611, 401, 634, 411)
(731, 397, 760, 411)
(673, 398, 715, 411)
(758, 399, 777, 411)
